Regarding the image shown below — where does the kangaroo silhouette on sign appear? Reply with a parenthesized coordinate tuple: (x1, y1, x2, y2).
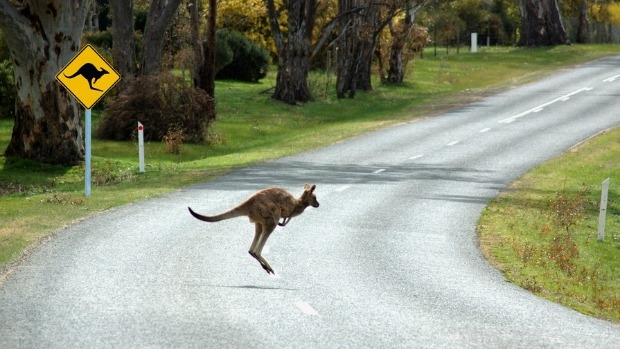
(64, 63, 109, 92)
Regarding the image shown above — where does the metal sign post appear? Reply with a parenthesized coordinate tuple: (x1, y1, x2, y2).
(85, 109, 92, 196)
(56, 44, 121, 196)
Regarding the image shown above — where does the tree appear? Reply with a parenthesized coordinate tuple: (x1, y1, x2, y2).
(517, 0, 570, 46)
(384, 0, 429, 83)
(0, 0, 93, 165)
(188, 0, 216, 98)
(263, 0, 316, 104)
(140, 0, 182, 75)
(109, 0, 137, 93)
(336, 0, 374, 98)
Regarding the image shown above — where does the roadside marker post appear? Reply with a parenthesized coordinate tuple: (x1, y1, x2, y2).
(597, 178, 610, 241)
(138, 122, 145, 173)
(471, 32, 478, 53)
(56, 44, 121, 196)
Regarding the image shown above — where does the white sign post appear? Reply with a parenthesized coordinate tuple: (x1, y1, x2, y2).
(597, 178, 610, 241)
(138, 122, 145, 173)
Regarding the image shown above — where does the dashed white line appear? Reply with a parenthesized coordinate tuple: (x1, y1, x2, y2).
(295, 301, 319, 316)
(603, 74, 620, 82)
(498, 87, 593, 124)
(479, 128, 491, 133)
(409, 154, 424, 160)
(373, 169, 386, 174)
(447, 141, 460, 146)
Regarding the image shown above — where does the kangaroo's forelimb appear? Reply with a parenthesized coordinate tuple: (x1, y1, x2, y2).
(278, 217, 291, 227)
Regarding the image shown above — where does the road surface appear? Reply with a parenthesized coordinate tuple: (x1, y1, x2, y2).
(1, 57, 620, 348)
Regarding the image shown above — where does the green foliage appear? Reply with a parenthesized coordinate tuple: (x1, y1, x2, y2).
(83, 29, 114, 49)
(215, 29, 269, 82)
(0, 60, 15, 120)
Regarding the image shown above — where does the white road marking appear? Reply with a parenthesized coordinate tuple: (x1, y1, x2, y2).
(603, 74, 620, 82)
(335, 184, 351, 192)
(498, 87, 593, 123)
(447, 141, 460, 146)
(373, 169, 386, 174)
(409, 154, 424, 160)
(295, 301, 319, 316)
(479, 128, 491, 133)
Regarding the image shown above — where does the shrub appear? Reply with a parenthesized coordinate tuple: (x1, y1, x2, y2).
(83, 29, 114, 49)
(97, 72, 214, 143)
(0, 60, 15, 120)
(215, 29, 269, 82)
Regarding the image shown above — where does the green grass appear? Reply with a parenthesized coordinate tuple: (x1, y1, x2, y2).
(1, 45, 620, 321)
(478, 128, 620, 323)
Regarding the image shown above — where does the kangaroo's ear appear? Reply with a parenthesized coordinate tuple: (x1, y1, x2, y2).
(310, 184, 316, 193)
(304, 184, 310, 192)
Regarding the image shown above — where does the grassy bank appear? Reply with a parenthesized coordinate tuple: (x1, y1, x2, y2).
(1, 45, 620, 313)
(478, 128, 620, 323)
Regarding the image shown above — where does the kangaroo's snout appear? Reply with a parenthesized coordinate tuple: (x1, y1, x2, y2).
(313, 201, 320, 208)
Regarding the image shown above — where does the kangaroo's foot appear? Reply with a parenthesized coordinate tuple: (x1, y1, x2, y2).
(248, 251, 274, 274)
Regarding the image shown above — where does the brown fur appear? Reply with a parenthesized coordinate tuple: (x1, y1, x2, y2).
(188, 184, 319, 274)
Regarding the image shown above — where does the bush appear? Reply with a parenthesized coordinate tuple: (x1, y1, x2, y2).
(97, 72, 214, 143)
(0, 60, 15, 120)
(215, 29, 269, 82)
(83, 29, 114, 49)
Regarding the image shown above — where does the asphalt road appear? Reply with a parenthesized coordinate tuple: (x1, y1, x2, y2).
(2, 57, 620, 348)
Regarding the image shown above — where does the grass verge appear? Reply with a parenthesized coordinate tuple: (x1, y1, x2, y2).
(478, 127, 620, 323)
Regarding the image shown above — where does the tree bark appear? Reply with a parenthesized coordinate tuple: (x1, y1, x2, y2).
(109, 0, 136, 93)
(576, 0, 588, 44)
(517, 0, 570, 46)
(385, 0, 421, 83)
(336, 0, 375, 98)
(187, 0, 204, 88)
(0, 0, 92, 165)
(140, 0, 182, 75)
(264, 0, 315, 105)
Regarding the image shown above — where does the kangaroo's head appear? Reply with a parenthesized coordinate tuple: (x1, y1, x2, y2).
(301, 184, 319, 208)
(100, 67, 109, 75)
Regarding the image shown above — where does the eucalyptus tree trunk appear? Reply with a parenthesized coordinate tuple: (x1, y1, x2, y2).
(386, 0, 419, 83)
(264, 0, 315, 104)
(0, 0, 93, 165)
(576, 0, 588, 44)
(517, 0, 570, 46)
(109, 0, 136, 93)
(140, 0, 182, 75)
(336, 0, 376, 98)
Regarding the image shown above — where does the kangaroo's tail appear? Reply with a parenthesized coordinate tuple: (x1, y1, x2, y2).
(64, 72, 80, 79)
(188, 206, 243, 222)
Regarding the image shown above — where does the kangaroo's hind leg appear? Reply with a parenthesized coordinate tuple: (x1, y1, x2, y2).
(249, 220, 278, 274)
(249, 222, 275, 274)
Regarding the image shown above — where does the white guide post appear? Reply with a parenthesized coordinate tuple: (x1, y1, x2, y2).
(471, 32, 478, 53)
(597, 178, 610, 241)
(138, 122, 145, 173)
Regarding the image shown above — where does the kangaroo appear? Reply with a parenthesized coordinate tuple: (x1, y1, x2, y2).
(188, 184, 319, 275)
(64, 63, 109, 92)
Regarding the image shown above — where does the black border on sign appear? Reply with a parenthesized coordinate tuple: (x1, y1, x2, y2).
(56, 44, 121, 109)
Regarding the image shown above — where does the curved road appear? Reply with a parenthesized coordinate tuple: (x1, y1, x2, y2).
(2, 57, 620, 348)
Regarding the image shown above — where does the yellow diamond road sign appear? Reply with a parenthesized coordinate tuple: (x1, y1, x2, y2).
(56, 44, 121, 109)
